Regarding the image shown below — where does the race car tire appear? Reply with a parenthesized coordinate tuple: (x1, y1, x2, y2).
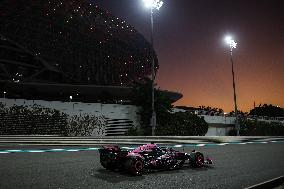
(191, 152, 204, 168)
(100, 155, 115, 170)
(100, 160, 114, 170)
(125, 157, 144, 176)
(177, 160, 185, 168)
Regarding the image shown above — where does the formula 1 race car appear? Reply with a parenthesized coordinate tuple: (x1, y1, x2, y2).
(98, 143, 212, 176)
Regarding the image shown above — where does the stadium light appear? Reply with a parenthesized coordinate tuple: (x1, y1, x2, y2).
(143, 0, 163, 10)
(142, 0, 163, 136)
(225, 35, 237, 50)
(224, 35, 239, 136)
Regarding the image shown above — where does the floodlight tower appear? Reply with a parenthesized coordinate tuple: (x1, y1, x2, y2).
(225, 36, 240, 136)
(142, 0, 163, 136)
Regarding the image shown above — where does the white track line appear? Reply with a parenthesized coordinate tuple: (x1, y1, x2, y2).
(88, 148, 99, 150)
(244, 175, 284, 189)
(50, 149, 65, 151)
(174, 145, 183, 147)
(28, 150, 44, 153)
(196, 144, 206, 147)
(6, 150, 22, 152)
(218, 143, 229, 146)
(121, 147, 135, 149)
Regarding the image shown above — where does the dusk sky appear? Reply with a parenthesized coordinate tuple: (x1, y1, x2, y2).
(95, 0, 284, 112)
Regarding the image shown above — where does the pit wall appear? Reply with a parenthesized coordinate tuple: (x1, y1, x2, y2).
(0, 98, 140, 136)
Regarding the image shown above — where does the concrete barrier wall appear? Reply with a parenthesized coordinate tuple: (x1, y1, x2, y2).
(205, 125, 234, 136)
(0, 98, 239, 136)
(0, 98, 140, 136)
(201, 115, 236, 124)
(201, 116, 235, 136)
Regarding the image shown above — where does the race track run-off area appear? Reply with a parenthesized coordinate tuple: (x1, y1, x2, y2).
(0, 142, 284, 189)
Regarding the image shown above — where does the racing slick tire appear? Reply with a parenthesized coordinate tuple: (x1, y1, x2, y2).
(100, 154, 115, 170)
(125, 157, 144, 176)
(100, 160, 114, 170)
(177, 160, 185, 168)
(190, 152, 204, 168)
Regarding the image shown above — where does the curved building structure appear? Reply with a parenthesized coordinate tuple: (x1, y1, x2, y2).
(0, 0, 157, 85)
(0, 0, 182, 103)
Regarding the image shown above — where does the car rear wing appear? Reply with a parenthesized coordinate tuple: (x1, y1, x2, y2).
(98, 145, 129, 160)
(98, 145, 120, 154)
(101, 145, 120, 151)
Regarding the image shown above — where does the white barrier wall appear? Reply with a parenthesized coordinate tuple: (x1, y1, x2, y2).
(201, 115, 235, 136)
(205, 125, 234, 136)
(200, 115, 236, 124)
(1, 99, 245, 136)
(0, 98, 140, 136)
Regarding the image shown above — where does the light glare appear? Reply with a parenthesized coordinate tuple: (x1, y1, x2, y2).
(143, 0, 163, 10)
(225, 36, 237, 49)
(225, 36, 232, 44)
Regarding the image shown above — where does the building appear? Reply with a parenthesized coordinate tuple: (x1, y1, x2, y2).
(0, 0, 181, 102)
(0, 0, 182, 136)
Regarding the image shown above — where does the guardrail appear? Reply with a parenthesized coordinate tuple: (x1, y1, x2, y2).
(0, 136, 284, 146)
(0, 136, 215, 145)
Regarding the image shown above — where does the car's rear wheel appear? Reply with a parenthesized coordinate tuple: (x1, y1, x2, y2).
(125, 157, 144, 176)
(177, 160, 185, 168)
(100, 154, 115, 170)
(191, 152, 204, 168)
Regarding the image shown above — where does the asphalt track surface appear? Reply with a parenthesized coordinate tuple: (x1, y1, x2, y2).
(0, 143, 284, 189)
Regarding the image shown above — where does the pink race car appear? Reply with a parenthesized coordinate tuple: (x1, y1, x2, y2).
(98, 143, 212, 176)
